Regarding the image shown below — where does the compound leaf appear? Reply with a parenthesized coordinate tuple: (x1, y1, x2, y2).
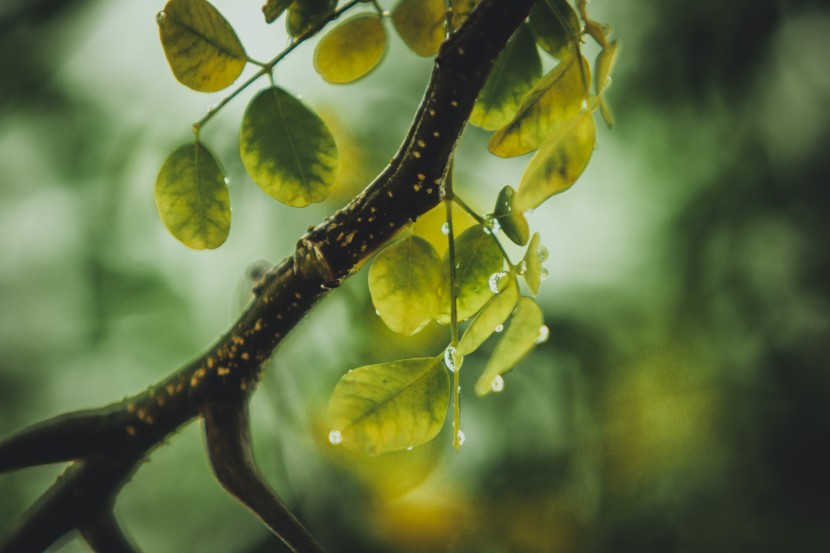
(470, 24, 541, 131)
(439, 224, 504, 323)
(475, 297, 545, 396)
(154, 141, 230, 250)
(392, 0, 445, 57)
(488, 54, 590, 158)
(528, 0, 580, 59)
(314, 13, 387, 84)
(287, 0, 337, 38)
(493, 185, 529, 246)
(328, 357, 450, 454)
(157, 0, 246, 92)
(240, 86, 338, 207)
(457, 277, 519, 356)
(369, 236, 444, 335)
(516, 109, 596, 212)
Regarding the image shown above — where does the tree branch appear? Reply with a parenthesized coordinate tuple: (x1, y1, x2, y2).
(0, 0, 538, 550)
(80, 510, 140, 553)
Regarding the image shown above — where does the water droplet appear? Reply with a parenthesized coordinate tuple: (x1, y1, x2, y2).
(535, 325, 550, 344)
(580, 98, 589, 112)
(328, 430, 342, 445)
(406, 446, 414, 451)
(456, 430, 466, 446)
(375, 309, 381, 316)
(537, 245, 549, 262)
(482, 225, 492, 235)
(156, 11, 167, 23)
(494, 324, 504, 333)
(490, 375, 505, 392)
(604, 76, 613, 88)
(382, 10, 392, 17)
(517, 261, 528, 275)
(441, 222, 450, 235)
(540, 267, 549, 280)
(488, 271, 508, 294)
(224, 177, 231, 186)
(443, 346, 462, 372)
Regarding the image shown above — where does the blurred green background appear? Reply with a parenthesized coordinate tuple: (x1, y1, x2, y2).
(2, 0, 829, 551)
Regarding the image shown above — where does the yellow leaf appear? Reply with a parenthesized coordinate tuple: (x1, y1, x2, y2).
(521, 232, 546, 295)
(157, 0, 246, 92)
(369, 236, 444, 335)
(327, 357, 449, 454)
(314, 13, 387, 84)
(392, 0, 445, 57)
(411, 202, 477, 256)
(475, 297, 545, 396)
(515, 110, 596, 211)
(457, 277, 519, 356)
(488, 54, 590, 158)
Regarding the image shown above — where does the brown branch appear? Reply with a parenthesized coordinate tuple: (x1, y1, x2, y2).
(0, 0, 538, 550)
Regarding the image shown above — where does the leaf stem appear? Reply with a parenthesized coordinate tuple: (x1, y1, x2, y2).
(453, 195, 516, 269)
(443, 161, 463, 453)
(192, 0, 364, 132)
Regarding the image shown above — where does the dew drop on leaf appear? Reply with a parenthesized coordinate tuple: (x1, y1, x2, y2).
(456, 429, 466, 446)
(537, 245, 549, 262)
(157, 11, 167, 23)
(495, 324, 504, 333)
(328, 430, 343, 445)
(540, 267, 549, 280)
(517, 261, 528, 275)
(488, 271, 509, 294)
(484, 214, 502, 234)
(441, 222, 450, 235)
(444, 346, 461, 373)
(535, 324, 550, 344)
(490, 375, 505, 393)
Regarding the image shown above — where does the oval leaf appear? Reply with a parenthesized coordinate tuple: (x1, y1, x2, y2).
(369, 236, 444, 335)
(411, 201, 477, 256)
(528, 0, 580, 59)
(287, 0, 337, 37)
(392, 0, 445, 57)
(457, 277, 519, 356)
(493, 185, 529, 246)
(328, 357, 450, 454)
(154, 141, 231, 250)
(314, 13, 387, 84)
(262, 0, 291, 24)
(470, 24, 541, 131)
(516, 110, 596, 212)
(157, 0, 246, 92)
(439, 224, 504, 323)
(240, 86, 338, 207)
(475, 297, 544, 396)
(522, 232, 544, 295)
(488, 54, 590, 158)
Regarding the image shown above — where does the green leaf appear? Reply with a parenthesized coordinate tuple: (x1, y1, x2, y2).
(327, 357, 450, 454)
(392, 0, 445, 57)
(515, 109, 596, 212)
(262, 0, 292, 24)
(457, 277, 519, 356)
(493, 185, 529, 246)
(240, 86, 338, 207)
(521, 232, 547, 295)
(528, 0, 580, 59)
(369, 235, 444, 335)
(287, 0, 337, 38)
(470, 24, 542, 131)
(157, 0, 247, 93)
(439, 224, 504, 323)
(314, 13, 387, 84)
(475, 297, 545, 396)
(488, 54, 590, 158)
(154, 141, 231, 250)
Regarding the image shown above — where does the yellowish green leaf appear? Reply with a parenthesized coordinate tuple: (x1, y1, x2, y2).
(287, 0, 337, 37)
(157, 0, 246, 93)
(457, 277, 519, 356)
(392, 0, 445, 57)
(154, 141, 231, 250)
(240, 86, 338, 207)
(262, 0, 291, 24)
(522, 232, 545, 295)
(369, 236, 444, 335)
(596, 39, 619, 127)
(528, 0, 580, 59)
(438, 224, 504, 323)
(411, 201, 476, 256)
(475, 297, 545, 396)
(327, 357, 450, 454)
(470, 24, 542, 131)
(488, 54, 590, 158)
(493, 185, 529, 246)
(515, 109, 596, 212)
(313, 13, 387, 84)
